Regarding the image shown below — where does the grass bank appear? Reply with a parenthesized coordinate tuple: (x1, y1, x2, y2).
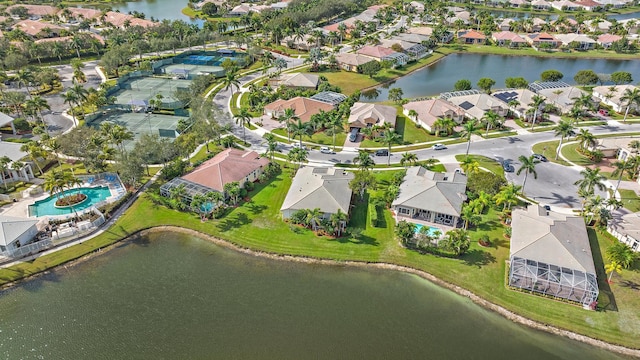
(443, 44, 640, 60)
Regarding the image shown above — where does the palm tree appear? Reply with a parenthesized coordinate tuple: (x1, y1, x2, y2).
(234, 106, 252, 142)
(606, 242, 637, 269)
(460, 120, 479, 155)
(287, 148, 308, 171)
(574, 167, 606, 195)
(460, 156, 480, 174)
(605, 260, 623, 283)
(575, 129, 596, 150)
(516, 155, 538, 195)
(381, 129, 401, 166)
(461, 204, 481, 229)
(289, 118, 311, 148)
(481, 110, 502, 137)
(305, 208, 324, 231)
(20, 142, 45, 175)
(16, 69, 35, 99)
(528, 95, 545, 129)
(329, 209, 348, 237)
(433, 117, 456, 136)
(620, 88, 640, 123)
(69, 83, 89, 117)
(43, 171, 64, 199)
(325, 112, 344, 151)
(407, 109, 419, 123)
(0, 156, 10, 190)
(494, 183, 521, 210)
(24, 96, 50, 128)
(222, 69, 241, 95)
(278, 107, 299, 141)
(553, 120, 574, 160)
(353, 150, 374, 171)
(611, 160, 630, 193)
(400, 152, 418, 168)
(571, 93, 595, 121)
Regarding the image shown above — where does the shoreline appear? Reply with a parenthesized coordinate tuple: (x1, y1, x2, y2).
(5, 225, 639, 358)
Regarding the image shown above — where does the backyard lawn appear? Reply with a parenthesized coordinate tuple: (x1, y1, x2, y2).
(361, 114, 441, 148)
(619, 189, 640, 212)
(1, 165, 640, 349)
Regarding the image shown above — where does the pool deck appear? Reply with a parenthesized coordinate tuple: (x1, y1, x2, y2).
(393, 214, 457, 235)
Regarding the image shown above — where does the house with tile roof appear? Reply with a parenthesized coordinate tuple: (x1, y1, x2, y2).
(492, 88, 541, 118)
(356, 46, 409, 67)
(392, 167, 467, 229)
(551, 0, 581, 10)
(575, 0, 603, 10)
(348, 102, 397, 131)
(529, 82, 593, 114)
(402, 99, 465, 133)
(597, 33, 622, 48)
(62, 7, 102, 22)
(442, 91, 509, 119)
(268, 73, 319, 89)
(181, 148, 269, 193)
(592, 85, 640, 113)
(457, 29, 486, 44)
(526, 32, 561, 49)
(492, 31, 527, 47)
(14, 20, 64, 38)
(263, 97, 334, 123)
(334, 53, 377, 72)
(6, 4, 58, 19)
(281, 167, 354, 222)
(555, 33, 596, 50)
(0, 216, 39, 253)
(509, 205, 599, 308)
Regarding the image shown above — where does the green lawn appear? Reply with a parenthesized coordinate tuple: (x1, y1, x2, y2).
(360, 115, 440, 148)
(531, 140, 570, 166)
(3, 161, 640, 347)
(444, 43, 640, 60)
(619, 189, 640, 212)
(271, 128, 341, 146)
(455, 154, 505, 177)
(561, 143, 595, 167)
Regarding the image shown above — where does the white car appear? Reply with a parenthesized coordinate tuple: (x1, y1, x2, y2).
(320, 146, 334, 154)
(432, 144, 447, 150)
(292, 143, 306, 149)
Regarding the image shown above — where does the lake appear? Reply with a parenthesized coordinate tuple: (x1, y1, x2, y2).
(113, 0, 203, 26)
(364, 53, 640, 101)
(0, 232, 628, 359)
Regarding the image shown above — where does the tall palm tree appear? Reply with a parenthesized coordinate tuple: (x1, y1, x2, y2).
(516, 155, 538, 195)
(16, 68, 35, 99)
(353, 150, 374, 171)
(381, 129, 401, 166)
(460, 156, 480, 174)
(69, 83, 89, 117)
(234, 106, 252, 142)
(605, 260, 623, 283)
(329, 209, 348, 237)
(305, 208, 324, 231)
(528, 95, 545, 129)
(460, 120, 480, 155)
(611, 159, 630, 193)
(278, 107, 299, 141)
(0, 156, 11, 190)
(574, 167, 606, 195)
(575, 128, 596, 150)
(461, 204, 481, 229)
(553, 120, 575, 160)
(289, 118, 311, 148)
(494, 183, 521, 210)
(432, 117, 456, 136)
(400, 152, 418, 168)
(222, 69, 241, 95)
(481, 110, 502, 137)
(20, 141, 45, 175)
(620, 88, 640, 123)
(325, 112, 344, 151)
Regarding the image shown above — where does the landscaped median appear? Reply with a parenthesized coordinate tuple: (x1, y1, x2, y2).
(1, 166, 640, 352)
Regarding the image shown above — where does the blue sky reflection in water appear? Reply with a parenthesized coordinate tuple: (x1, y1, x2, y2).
(0, 232, 630, 359)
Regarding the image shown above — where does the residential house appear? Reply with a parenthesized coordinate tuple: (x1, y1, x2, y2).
(531, 0, 553, 10)
(309, 91, 348, 107)
(0, 112, 16, 135)
(104, 11, 156, 28)
(263, 97, 334, 123)
(378, 39, 428, 59)
(441, 90, 509, 119)
(585, 19, 612, 32)
(498, 18, 515, 31)
(575, 0, 603, 10)
(392, 33, 431, 45)
(6, 4, 58, 20)
(445, 11, 471, 26)
(531, 18, 548, 32)
(608, 211, 640, 252)
(280, 34, 314, 50)
(597, 34, 622, 48)
(508, 205, 599, 308)
(280, 167, 354, 223)
(356, 46, 409, 67)
(392, 167, 468, 229)
(492, 88, 541, 118)
(526, 32, 561, 49)
(228, 4, 260, 16)
(348, 102, 397, 131)
(551, 0, 581, 10)
(334, 53, 377, 72)
(619, 18, 640, 35)
(555, 33, 596, 50)
(402, 99, 465, 133)
(408, 1, 426, 12)
(14, 20, 64, 38)
(0, 216, 39, 254)
(492, 31, 528, 47)
(592, 85, 639, 113)
(529, 82, 593, 113)
(268, 73, 319, 90)
(592, 137, 640, 164)
(458, 29, 487, 44)
(509, 0, 528, 7)
(62, 8, 102, 23)
(408, 26, 454, 43)
(596, 0, 628, 8)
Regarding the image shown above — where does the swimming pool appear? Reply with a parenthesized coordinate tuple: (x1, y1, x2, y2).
(30, 186, 113, 217)
(414, 224, 442, 237)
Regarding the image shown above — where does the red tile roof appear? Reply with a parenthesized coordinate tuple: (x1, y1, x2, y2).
(356, 45, 396, 59)
(182, 148, 269, 192)
(460, 30, 486, 40)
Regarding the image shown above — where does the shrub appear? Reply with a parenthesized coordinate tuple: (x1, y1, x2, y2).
(369, 204, 379, 227)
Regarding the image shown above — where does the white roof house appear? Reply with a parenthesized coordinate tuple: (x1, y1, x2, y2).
(508, 205, 599, 308)
(268, 73, 319, 89)
(592, 85, 639, 113)
(554, 33, 596, 49)
(609, 211, 640, 252)
(280, 167, 354, 220)
(402, 99, 466, 132)
(529, 82, 593, 114)
(348, 102, 397, 129)
(0, 215, 39, 252)
(492, 88, 541, 118)
(442, 91, 509, 119)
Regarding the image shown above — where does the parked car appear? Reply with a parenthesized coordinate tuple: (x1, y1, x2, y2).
(532, 154, 548, 162)
(502, 161, 514, 173)
(432, 143, 447, 150)
(348, 128, 359, 142)
(292, 143, 306, 149)
(320, 146, 334, 154)
(598, 109, 609, 116)
(375, 149, 389, 156)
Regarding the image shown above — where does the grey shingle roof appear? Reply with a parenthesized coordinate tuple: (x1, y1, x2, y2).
(392, 167, 467, 216)
(281, 167, 354, 214)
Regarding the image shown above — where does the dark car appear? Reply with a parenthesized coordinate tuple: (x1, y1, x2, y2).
(375, 149, 389, 156)
(502, 161, 514, 173)
(533, 154, 548, 162)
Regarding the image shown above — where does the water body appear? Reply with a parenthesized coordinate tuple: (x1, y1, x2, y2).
(609, 11, 640, 21)
(112, 0, 203, 26)
(365, 53, 640, 101)
(0, 232, 628, 359)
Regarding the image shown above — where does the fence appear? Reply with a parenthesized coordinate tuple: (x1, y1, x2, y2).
(1, 238, 53, 259)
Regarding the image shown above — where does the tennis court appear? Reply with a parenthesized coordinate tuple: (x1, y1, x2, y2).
(113, 77, 191, 110)
(87, 111, 182, 150)
(163, 63, 225, 78)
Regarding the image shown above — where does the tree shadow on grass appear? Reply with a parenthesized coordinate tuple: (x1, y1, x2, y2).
(588, 228, 618, 312)
(328, 233, 379, 246)
(477, 219, 500, 232)
(461, 249, 496, 268)
(492, 236, 509, 249)
(245, 201, 267, 215)
(619, 280, 640, 291)
(217, 212, 251, 232)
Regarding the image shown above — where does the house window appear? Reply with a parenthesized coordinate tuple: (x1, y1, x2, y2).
(399, 208, 410, 215)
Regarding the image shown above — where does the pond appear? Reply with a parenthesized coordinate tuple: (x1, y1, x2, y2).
(363, 53, 640, 101)
(112, 0, 204, 26)
(0, 232, 628, 359)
